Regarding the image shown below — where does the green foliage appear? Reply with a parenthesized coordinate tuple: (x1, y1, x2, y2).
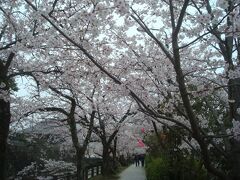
(0, 79, 19, 91)
(144, 130, 208, 180)
(9, 79, 19, 91)
(145, 154, 208, 180)
(145, 156, 170, 180)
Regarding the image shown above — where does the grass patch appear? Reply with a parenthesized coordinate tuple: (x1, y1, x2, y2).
(116, 165, 128, 173)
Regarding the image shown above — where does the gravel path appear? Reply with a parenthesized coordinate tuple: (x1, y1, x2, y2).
(118, 164, 146, 180)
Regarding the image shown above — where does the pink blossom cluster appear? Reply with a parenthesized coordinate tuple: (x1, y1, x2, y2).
(114, 0, 129, 15)
(197, 14, 211, 24)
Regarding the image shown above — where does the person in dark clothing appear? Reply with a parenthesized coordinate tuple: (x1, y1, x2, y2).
(139, 154, 145, 167)
(134, 154, 140, 167)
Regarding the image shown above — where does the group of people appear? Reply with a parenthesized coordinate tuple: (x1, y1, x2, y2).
(134, 154, 145, 167)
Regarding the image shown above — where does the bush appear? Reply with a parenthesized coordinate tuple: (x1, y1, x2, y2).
(175, 156, 208, 180)
(145, 156, 170, 180)
(145, 154, 208, 180)
(144, 128, 209, 180)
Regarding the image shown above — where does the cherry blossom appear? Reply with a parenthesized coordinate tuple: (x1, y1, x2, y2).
(1, 0, 240, 179)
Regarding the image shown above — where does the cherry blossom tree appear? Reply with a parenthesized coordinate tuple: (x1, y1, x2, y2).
(6, 0, 239, 179)
(120, 0, 240, 179)
(92, 93, 136, 174)
(0, 1, 62, 178)
(19, 56, 103, 179)
(1, 0, 113, 178)
(21, 85, 96, 180)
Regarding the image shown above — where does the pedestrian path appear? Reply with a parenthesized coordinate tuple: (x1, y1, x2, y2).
(118, 164, 146, 180)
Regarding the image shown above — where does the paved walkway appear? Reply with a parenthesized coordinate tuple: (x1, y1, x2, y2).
(118, 164, 146, 180)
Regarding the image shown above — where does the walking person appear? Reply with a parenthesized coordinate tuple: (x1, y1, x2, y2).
(134, 154, 140, 167)
(139, 154, 145, 167)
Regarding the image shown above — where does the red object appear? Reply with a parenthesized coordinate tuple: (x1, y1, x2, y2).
(137, 138, 145, 147)
(141, 128, 145, 133)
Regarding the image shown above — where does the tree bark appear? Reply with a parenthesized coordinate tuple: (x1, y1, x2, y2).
(76, 149, 84, 180)
(102, 145, 111, 175)
(102, 159, 109, 175)
(0, 98, 10, 180)
(228, 78, 240, 180)
(112, 137, 118, 169)
(68, 112, 84, 180)
(0, 54, 13, 180)
(113, 137, 117, 162)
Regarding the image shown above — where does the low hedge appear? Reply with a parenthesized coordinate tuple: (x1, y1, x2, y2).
(145, 155, 208, 180)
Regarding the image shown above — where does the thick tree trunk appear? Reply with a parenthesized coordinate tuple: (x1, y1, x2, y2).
(68, 115, 85, 180)
(112, 137, 117, 167)
(0, 53, 13, 180)
(76, 150, 84, 180)
(102, 146, 112, 175)
(228, 140, 240, 180)
(228, 78, 240, 180)
(228, 78, 240, 124)
(0, 99, 11, 180)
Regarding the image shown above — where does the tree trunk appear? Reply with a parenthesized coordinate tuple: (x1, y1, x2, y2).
(172, 31, 227, 179)
(76, 149, 84, 180)
(68, 115, 85, 180)
(151, 120, 165, 149)
(102, 146, 112, 175)
(0, 54, 13, 180)
(228, 78, 240, 180)
(228, 78, 240, 124)
(0, 98, 11, 180)
(228, 139, 240, 180)
(112, 137, 117, 168)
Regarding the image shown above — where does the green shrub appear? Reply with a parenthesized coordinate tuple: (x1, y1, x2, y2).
(145, 154, 208, 180)
(145, 156, 170, 180)
(176, 157, 208, 180)
(144, 129, 209, 180)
